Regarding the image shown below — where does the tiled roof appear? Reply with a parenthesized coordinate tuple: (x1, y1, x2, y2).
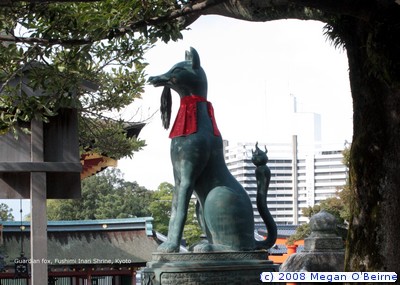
(255, 223, 298, 238)
(254, 224, 305, 255)
(269, 244, 304, 255)
(1, 218, 305, 266)
(1, 218, 159, 266)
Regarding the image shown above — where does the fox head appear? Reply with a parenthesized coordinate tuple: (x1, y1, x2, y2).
(148, 47, 208, 129)
(252, 142, 269, 167)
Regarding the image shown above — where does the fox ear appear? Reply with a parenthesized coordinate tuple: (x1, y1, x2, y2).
(191, 47, 200, 69)
(185, 47, 200, 69)
(185, 50, 191, 61)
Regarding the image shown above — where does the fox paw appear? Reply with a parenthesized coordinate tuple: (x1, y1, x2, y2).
(157, 241, 180, 253)
(193, 242, 233, 252)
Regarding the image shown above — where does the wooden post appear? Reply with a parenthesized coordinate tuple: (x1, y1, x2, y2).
(131, 269, 137, 285)
(30, 118, 48, 284)
(87, 268, 92, 285)
(287, 244, 298, 255)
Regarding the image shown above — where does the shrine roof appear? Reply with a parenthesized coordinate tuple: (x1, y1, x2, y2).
(255, 223, 298, 238)
(80, 122, 146, 179)
(0, 217, 159, 266)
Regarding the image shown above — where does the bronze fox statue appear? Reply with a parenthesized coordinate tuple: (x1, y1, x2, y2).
(148, 47, 277, 252)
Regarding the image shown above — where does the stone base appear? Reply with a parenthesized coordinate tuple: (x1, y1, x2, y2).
(280, 251, 345, 272)
(142, 251, 279, 285)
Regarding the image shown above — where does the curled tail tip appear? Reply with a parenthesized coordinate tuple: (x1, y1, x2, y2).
(256, 227, 278, 249)
(256, 240, 276, 250)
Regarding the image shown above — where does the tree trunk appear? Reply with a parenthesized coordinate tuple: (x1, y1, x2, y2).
(343, 13, 400, 272)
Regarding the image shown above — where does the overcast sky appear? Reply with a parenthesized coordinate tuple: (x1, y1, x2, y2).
(117, 16, 353, 190)
(2, 15, 353, 219)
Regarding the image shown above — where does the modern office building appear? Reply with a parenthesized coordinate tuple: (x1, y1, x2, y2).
(224, 138, 348, 225)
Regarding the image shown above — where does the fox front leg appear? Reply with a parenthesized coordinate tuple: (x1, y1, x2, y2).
(157, 184, 193, 253)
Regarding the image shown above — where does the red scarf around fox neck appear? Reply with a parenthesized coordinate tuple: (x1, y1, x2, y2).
(169, 94, 221, 139)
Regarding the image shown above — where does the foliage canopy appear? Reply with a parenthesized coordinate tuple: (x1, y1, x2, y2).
(0, 0, 186, 158)
(47, 168, 153, 220)
(149, 182, 202, 247)
(0, 202, 14, 221)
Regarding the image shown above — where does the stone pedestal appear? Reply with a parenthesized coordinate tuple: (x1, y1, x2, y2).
(281, 210, 345, 278)
(142, 251, 279, 285)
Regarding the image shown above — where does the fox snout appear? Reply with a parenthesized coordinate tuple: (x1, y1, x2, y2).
(147, 74, 171, 87)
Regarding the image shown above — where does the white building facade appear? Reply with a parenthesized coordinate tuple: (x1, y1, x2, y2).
(224, 138, 348, 225)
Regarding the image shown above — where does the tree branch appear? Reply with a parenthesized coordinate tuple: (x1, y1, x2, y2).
(0, 0, 99, 6)
(0, 0, 226, 46)
(293, 0, 372, 21)
(0, 0, 371, 47)
(0, 34, 93, 45)
(201, 0, 372, 22)
(120, 0, 227, 33)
